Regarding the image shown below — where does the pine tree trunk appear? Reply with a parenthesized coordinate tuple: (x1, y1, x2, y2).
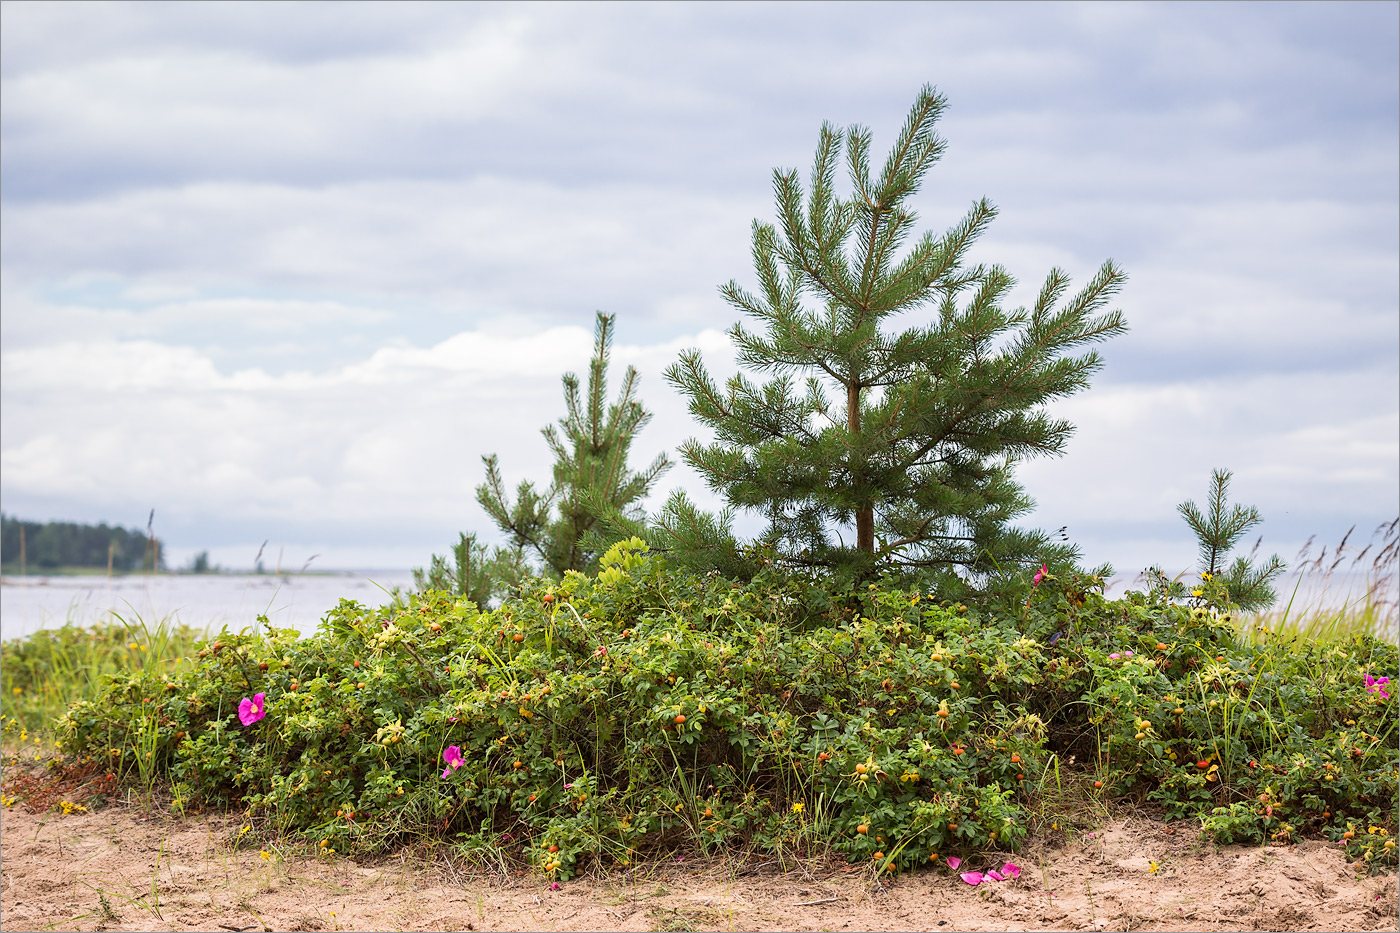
(848, 380, 875, 554)
(857, 507, 874, 554)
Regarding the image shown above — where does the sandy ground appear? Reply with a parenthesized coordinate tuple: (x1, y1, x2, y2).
(2, 775, 1396, 933)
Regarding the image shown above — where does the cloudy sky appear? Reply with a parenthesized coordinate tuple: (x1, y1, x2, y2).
(2, 0, 1396, 576)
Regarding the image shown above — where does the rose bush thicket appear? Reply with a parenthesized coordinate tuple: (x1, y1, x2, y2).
(56, 540, 1397, 875)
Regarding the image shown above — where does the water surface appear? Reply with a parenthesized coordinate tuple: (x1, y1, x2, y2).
(0, 571, 415, 642)
(1, 568, 1390, 644)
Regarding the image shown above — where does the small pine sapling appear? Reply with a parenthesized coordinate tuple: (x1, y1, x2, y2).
(1173, 468, 1286, 612)
(478, 311, 670, 576)
(415, 312, 671, 600)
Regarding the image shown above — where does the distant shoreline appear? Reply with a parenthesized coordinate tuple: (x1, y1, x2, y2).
(0, 568, 410, 582)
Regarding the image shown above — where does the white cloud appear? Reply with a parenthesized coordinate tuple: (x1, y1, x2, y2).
(1017, 369, 1399, 571)
(4, 340, 223, 391)
(1, 178, 760, 333)
(0, 325, 737, 558)
(1, 1, 1394, 572)
(1, 12, 552, 164)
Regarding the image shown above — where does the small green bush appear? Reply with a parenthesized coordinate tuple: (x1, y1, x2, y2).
(51, 541, 1398, 875)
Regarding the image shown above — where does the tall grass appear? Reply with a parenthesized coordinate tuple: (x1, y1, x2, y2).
(0, 610, 207, 745)
(1241, 518, 1399, 645)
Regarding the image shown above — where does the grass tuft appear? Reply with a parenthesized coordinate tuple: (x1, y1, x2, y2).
(1242, 519, 1398, 645)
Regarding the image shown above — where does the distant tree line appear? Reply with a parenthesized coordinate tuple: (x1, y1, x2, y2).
(0, 514, 165, 572)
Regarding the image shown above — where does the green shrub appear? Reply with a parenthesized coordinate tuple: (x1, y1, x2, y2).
(49, 541, 1398, 876)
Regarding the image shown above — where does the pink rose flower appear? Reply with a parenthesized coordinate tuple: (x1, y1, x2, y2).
(238, 693, 266, 726)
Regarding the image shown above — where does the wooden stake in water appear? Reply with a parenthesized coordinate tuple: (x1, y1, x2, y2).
(108, 542, 115, 578)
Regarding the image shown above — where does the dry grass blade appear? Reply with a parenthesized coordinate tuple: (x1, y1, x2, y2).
(1245, 519, 1399, 644)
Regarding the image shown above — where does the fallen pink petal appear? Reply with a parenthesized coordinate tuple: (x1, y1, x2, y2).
(960, 871, 986, 885)
(985, 869, 1005, 882)
(1001, 862, 1022, 879)
(946, 856, 962, 870)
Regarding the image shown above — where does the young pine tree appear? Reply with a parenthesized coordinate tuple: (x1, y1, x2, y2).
(417, 313, 670, 601)
(477, 311, 671, 578)
(1175, 468, 1285, 612)
(660, 85, 1127, 583)
(412, 532, 527, 607)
